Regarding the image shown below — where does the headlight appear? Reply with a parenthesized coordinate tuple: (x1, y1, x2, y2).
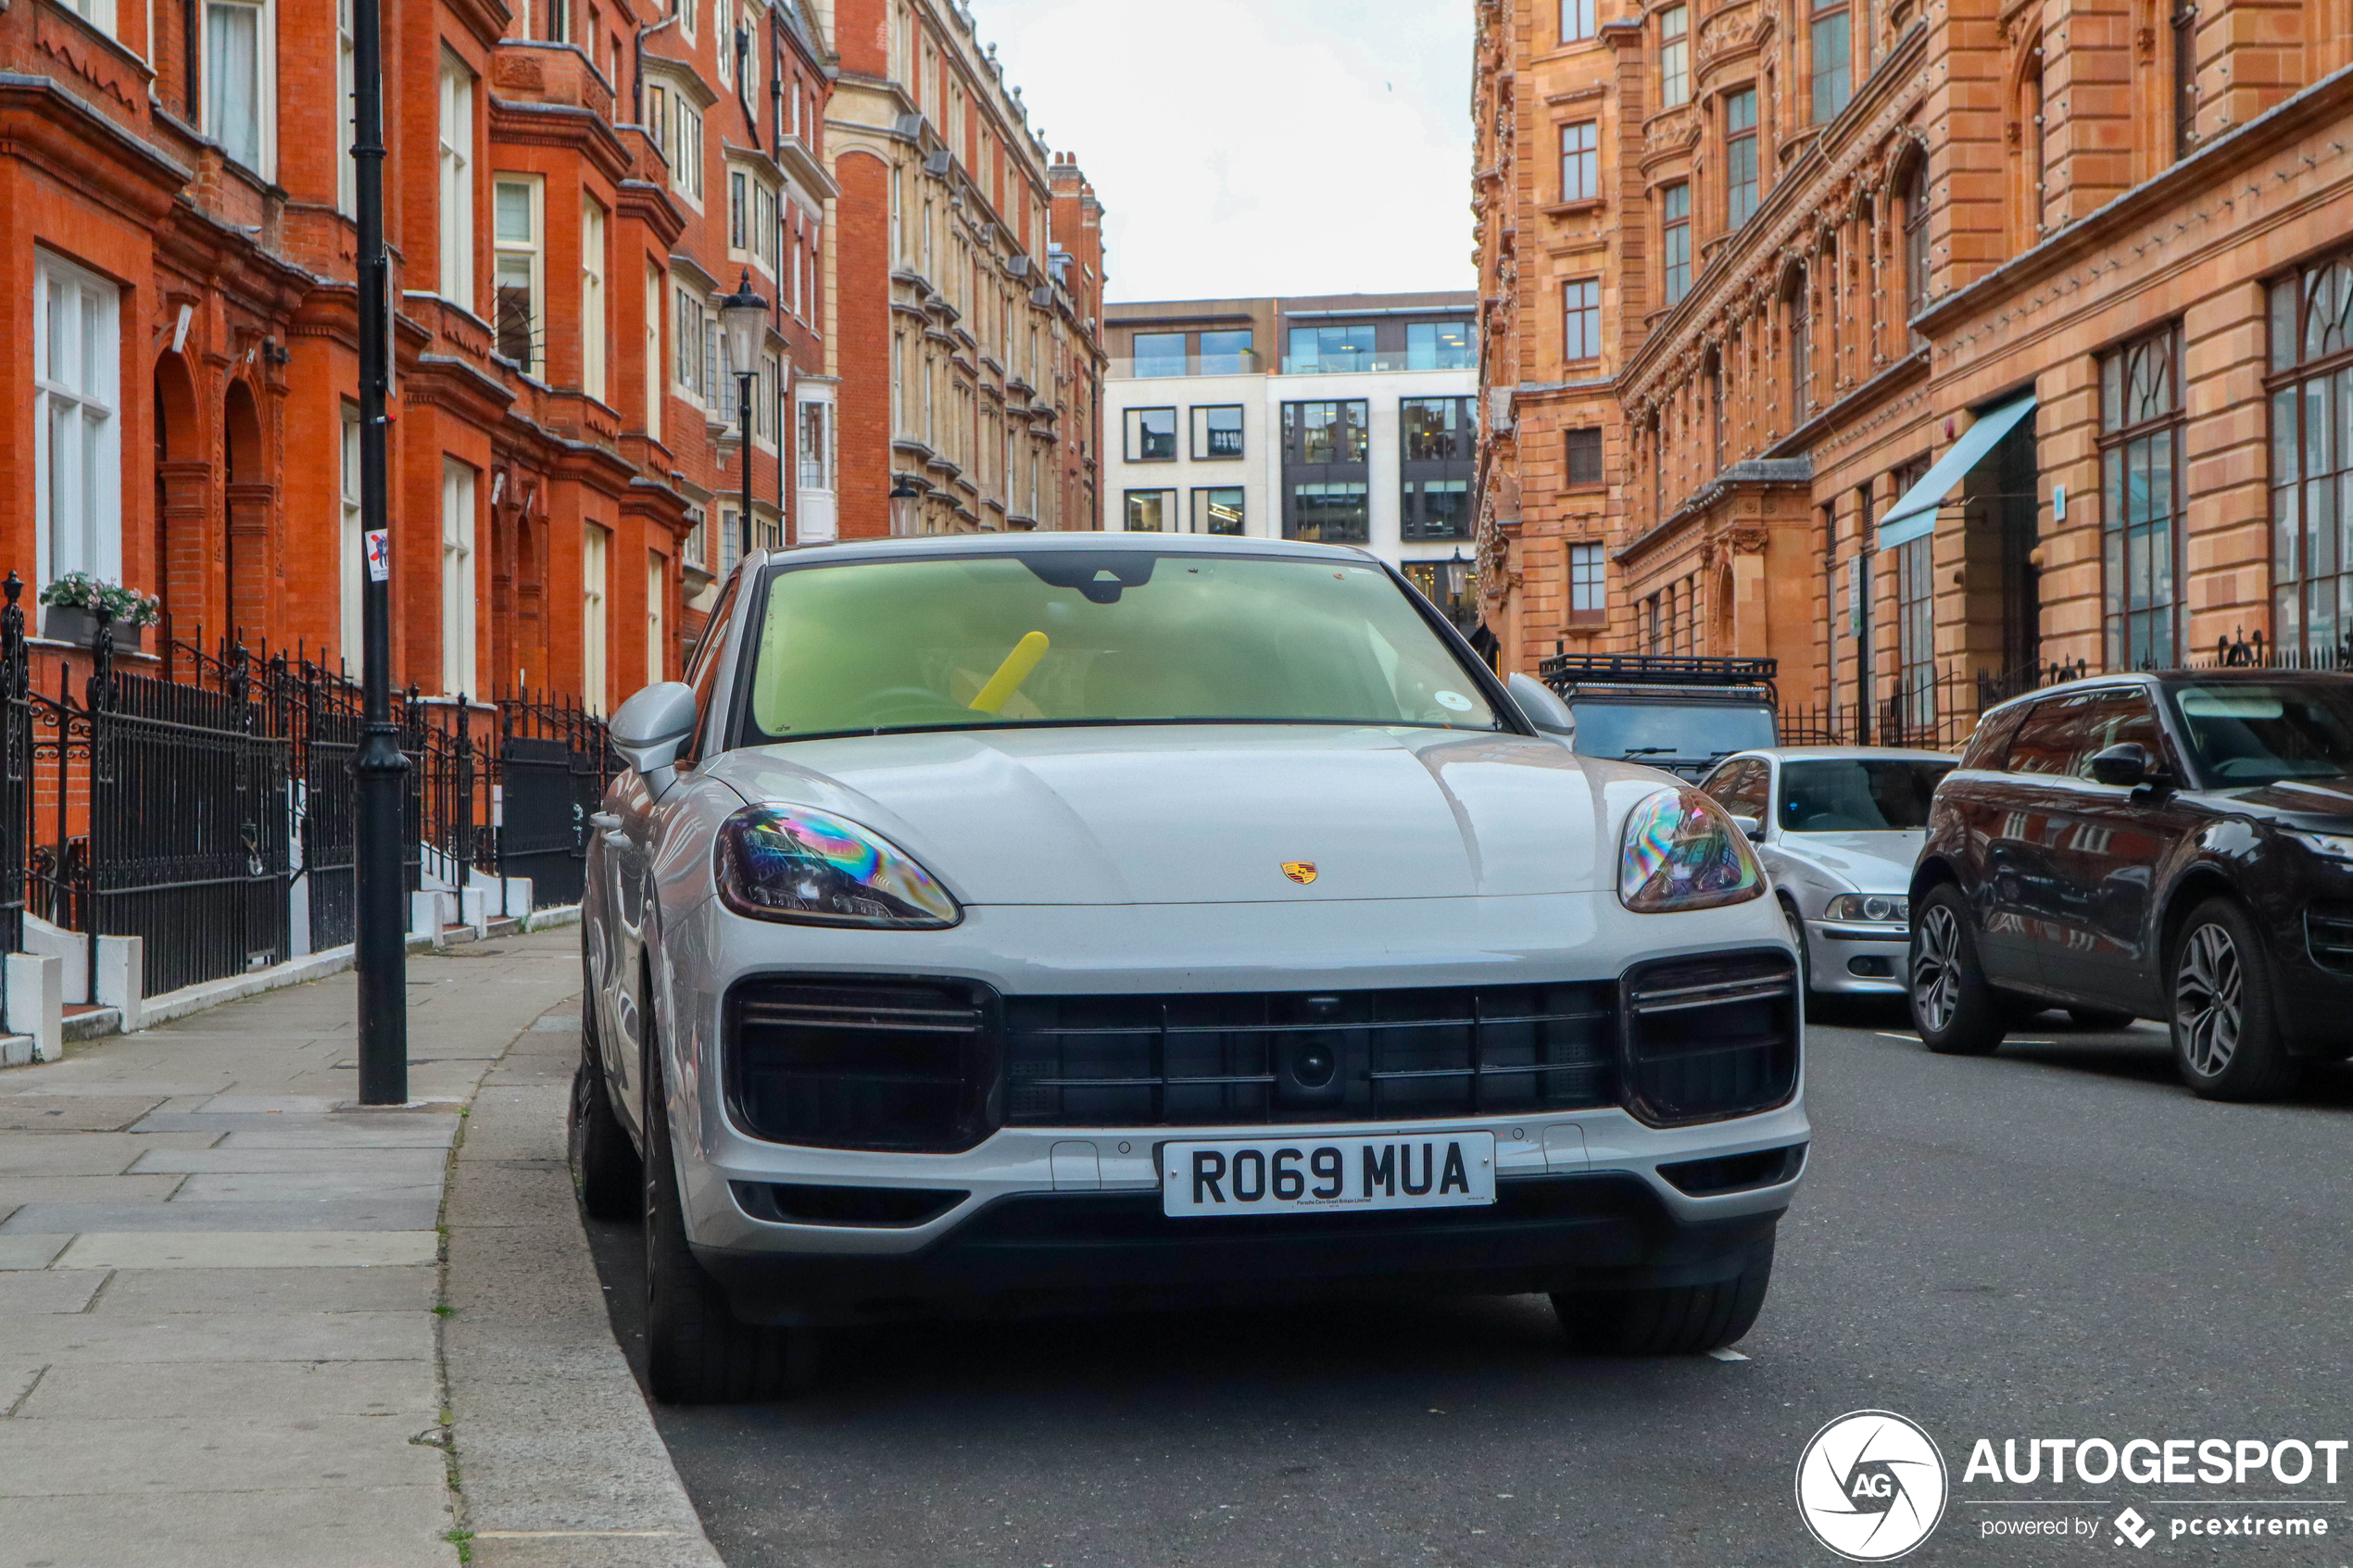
(715, 805, 962, 929)
(2286, 830, 2353, 863)
(1618, 787, 1765, 913)
(1826, 893, 1908, 923)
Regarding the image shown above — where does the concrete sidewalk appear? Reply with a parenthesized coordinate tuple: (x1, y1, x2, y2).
(0, 927, 711, 1568)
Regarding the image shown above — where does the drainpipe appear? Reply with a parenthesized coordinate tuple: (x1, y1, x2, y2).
(635, 1, 681, 128)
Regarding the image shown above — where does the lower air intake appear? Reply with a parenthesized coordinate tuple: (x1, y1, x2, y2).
(1619, 950, 1799, 1126)
(725, 977, 997, 1153)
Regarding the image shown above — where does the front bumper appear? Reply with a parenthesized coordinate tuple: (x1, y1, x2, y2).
(1803, 917, 1910, 995)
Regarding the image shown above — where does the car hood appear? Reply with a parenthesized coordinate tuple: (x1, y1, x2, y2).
(1768, 830, 1922, 892)
(704, 726, 1676, 905)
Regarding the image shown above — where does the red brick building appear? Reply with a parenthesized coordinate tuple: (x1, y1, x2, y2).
(820, 0, 1107, 539)
(1477, 0, 2353, 735)
(1, 0, 835, 713)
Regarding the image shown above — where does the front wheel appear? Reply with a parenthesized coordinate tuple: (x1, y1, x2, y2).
(1554, 1244, 1772, 1356)
(2171, 898, 2299, 1101)
(568, 970, 640, 1222)
(1909, 885, 2007, 1056)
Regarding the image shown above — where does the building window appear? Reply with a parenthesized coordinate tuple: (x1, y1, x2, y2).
(2173, 4, 2198, 159)
(1564, 279, 1601, 360)
(1123, 489, 1175, 532)
(1408, 320, 1475, 370)
(1192, 405, 1245, 459)
(799, 400, 834, 491)
(1562, 0, 1594, 43)
(1402, 397, 1475, 462)
(1566, 427, 1604, 487)
(1902, 158, 1930, 326)
(1132, 332, 1187, 376)
(205, 1, 270, 173)
(1192, 487, 1246, 535)
(438, 55, 474, 306)
(2269, 261, 2353, 659)
(1895, 533, 1934, 731)
(1726, 90, 1758, 227)
(1658, 6, 1689, 107)
(492, 177, 542, 372)
(440, 459, 477, 696)
(337, 0, 357, 217)
(1811, 0, 1852, 123)
(57, 0, 117, 32)
(1570, 542, 1606, 621)
(644, 264, 662, 440)
(582, 524, 608, 711)
(341, 403, 362, 660)
(1124, 407, 1177, 461)
(2102, 324, 2183, 670)
(1661, 183, 1692, 306)
(1200, 329, 1253, 372)
(728, 169, 748, 252)
(1282, 401, 1369, 464)
(1287, 325, 1377, 374)
(1403, 481, 1471, 540)
(680, 0, 697, 42)
(672, 100, 705, 207)
(674, 286, 710, 404)
(581, 197, 607, 402)
(32, 252, 120, 591)
(1288, 483, 1369, 544)
(1560, 121, 1598, 203)
(648, 553, 667, 683)
(1786, 266, 1811, 414)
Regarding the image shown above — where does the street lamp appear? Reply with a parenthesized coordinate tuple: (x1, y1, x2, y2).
(717, 271, 770, 562)
(889, 476, 924, 538)
(1444, 548, 1473, 628)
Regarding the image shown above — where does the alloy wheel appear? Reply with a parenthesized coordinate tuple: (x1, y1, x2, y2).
(1913, 903, 1962, 1034)
(2175, 922, 2244, 1078)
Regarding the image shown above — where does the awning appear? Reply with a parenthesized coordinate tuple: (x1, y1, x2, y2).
(1877, 394, 2037, 550)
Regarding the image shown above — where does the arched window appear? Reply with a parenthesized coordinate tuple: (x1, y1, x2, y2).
(1785, 266, 1811, 419)
(1707, 351, 1726, 471)
(1902, 156, 1931, 327)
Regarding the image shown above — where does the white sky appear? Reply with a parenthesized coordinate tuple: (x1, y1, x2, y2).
(964, 0, 1476, 304)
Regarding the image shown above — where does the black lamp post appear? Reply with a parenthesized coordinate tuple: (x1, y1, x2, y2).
(718, 271, 770, 562)
(352, 0, 409, 1105)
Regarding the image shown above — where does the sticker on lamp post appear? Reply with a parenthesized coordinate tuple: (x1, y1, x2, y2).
(366, 531, 391, 583)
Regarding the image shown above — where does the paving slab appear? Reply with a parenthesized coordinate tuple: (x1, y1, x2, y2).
(0, 1176, 183, 1205)
(0, 1270, 105, 1313)
(0, 1310, 433, 1364)
(172, 1173, 442, 1203)
(52, 1231, 440, 1270)
(0, 1486, 458, 1568)
(129, 1111, 461, 1138)
(208, 1124, 463, 1150)
(0, 1412, 450, 1498)
(16, 1357, 438, 1420)
(0, 1098, 167, 1133)
(0, 1235, 70, 1270)
(128, 1146, 450, 1177)
(5, 1198, 442, 1233)
(0, 1134, 219, 1176)
(93, 1263, 439, 1315)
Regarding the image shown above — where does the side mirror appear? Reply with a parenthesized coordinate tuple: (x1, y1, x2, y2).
(1729, 814, 1766, 842)
(1506, 671, 1575, 736)
(610, 682, 700, 779)
(2087, 741, 2155, 788)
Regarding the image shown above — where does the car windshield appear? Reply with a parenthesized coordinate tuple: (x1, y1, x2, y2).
(1569, 700, 1776, 763)
(2170, 682, 2353, 784)
(1778, 759, 1953, 833)
(740, 551, 1503, 741)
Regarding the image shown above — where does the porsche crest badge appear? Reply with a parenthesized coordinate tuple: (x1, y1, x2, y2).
(1281, 861, 1318, 885)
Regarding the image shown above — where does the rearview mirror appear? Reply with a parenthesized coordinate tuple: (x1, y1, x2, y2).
(1729, 815, 1765, 842)
(1506, 671, 1575, 736)
(610, 682, 699, 778)
(2087, 741, 2155, 788)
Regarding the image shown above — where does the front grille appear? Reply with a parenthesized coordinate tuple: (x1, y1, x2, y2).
(2307, 904, 2353, 972)
(1619, 951, 1799, 1127)
(725, 978, 999, 1152)
(1003, 984, 1616, 1128)
(732, 1182, 970, 1227)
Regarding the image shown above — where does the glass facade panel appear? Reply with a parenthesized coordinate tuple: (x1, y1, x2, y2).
(1199, 329, 1252, 372)
(1124, 407, 1177, 461)
(1288, 483, 1369, 544)
(1662, 184, 1692, 306)
(1192, 405, 1245, 459)
(1287, 325, 1377, 373)
(1407, 320, 1475, 370)
(2101, 326, 2183, 669)
(1191, 487, 1246, 535)
(1726, 91, 1758, 228)
(1811, 6, 1851, 123)
(1123, 489, 1174, 532)
(1132, 332, 1188, 376)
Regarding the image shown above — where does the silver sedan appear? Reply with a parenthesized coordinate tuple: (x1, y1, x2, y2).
(1699, 746, 1956, 998)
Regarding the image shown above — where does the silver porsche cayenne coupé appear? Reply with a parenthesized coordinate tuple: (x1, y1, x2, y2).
(572, 533, 1809, 1402)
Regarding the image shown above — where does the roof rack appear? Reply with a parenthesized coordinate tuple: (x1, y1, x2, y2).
(1538, 652, 1780, 701)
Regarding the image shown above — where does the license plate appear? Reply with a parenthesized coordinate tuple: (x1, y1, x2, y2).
(1161, 1133, 1497, 1217)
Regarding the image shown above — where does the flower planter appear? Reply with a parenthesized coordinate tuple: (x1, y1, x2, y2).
(41, 605, 146, 654)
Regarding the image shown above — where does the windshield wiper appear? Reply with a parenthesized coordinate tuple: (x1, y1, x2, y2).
(1620, 746, 1680, 758)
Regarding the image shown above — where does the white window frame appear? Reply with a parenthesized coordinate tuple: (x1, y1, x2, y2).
(439, 54, 476, 307)
(57, 0, 119, 33)
(673, 283, 711, 407)
(680, 0, 698, 44)
(440, 458, 478, 697)
(33, 251, 122, 594)
(798, 398, 834, 493)
(582, 523, 609, 715)
(341, 403, 364, 659)
(755, 352, 782, 453)
(672, 100, 705, 208)
(337, 0, 357, 217)
(644, 263, 663, 440)
(582, 196, 609, 403)
(647, 552, 667, 684)
(491, 173, 545, 374)
(203, 0, 276, 180)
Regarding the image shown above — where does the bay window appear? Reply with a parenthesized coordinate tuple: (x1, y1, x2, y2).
(1659, 6, 1689, 107)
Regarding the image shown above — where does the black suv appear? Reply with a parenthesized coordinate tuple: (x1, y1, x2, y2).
(1909, 670, 2353, 1099)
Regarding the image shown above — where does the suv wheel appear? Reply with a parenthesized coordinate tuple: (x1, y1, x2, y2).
(2171, 898, 2299, 1101)
(1909, 885, 2007, 1056)
(1554, 1243, 1772, 1356)
(568, 956, 641, 1222)
(642, 1001, 815, 1404)
(1780, 897, 1814, 1007)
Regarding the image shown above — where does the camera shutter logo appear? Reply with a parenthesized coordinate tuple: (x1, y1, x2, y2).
(1794, 1410, 1949, 1562)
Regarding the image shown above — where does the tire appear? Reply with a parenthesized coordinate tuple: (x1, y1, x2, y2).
(2067, 1007, 2137, 1032)
(1780, 897, 1816, 1012)
(569, 951, 641, 1221)
(1554, 1243, 1773, 1356)
(1908, 884, 2007, 1056)
(2170, 897, 2300, 1101)
(641, 1000, 813, 1404)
